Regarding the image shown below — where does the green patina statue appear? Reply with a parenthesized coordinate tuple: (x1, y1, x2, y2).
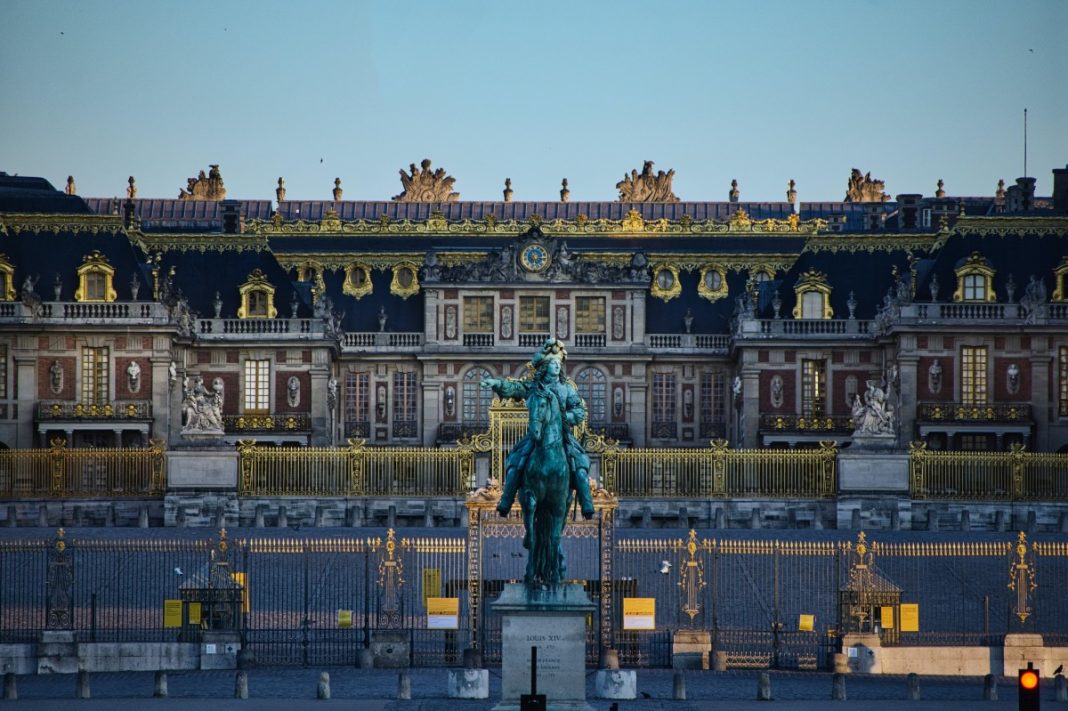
(481, 337, 596, 586)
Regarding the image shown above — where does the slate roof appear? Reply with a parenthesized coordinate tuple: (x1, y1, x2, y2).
(0, 174, 92, 214)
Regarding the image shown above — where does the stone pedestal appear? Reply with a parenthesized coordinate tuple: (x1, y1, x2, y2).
(841, 632, 882, 673)
(448, 668, 490, 699)
(672, 629, 710, 669)
(594, 669, 636, 699)
(370, 630, 410, 668)
(491, 583, 595, 711)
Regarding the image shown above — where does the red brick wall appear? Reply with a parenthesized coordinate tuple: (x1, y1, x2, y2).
(38, 357, 76, 400)
(115, 357, 151, 400)
(760, 370, 795, 412)
(275, 371, 311, 413)
(917, 356, 953, 401)
(994, 358, 1030, 401)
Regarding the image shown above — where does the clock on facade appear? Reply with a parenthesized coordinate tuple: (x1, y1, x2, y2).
(520, 243, 550, 272)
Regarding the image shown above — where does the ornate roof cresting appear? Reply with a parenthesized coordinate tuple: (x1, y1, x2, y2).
(178, 165, 226, 201)
(392, 159, 459, 202)
(845, 168, 889, 203)
(616, 161, 679, 203)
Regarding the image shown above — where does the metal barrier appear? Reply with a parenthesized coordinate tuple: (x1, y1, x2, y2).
(0, 438, 166, 498)
(237, 438, 475, 496)
(909, 441, 1068, 501)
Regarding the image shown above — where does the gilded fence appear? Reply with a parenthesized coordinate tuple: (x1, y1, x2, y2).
(602, 440, 838, 498)
(909, 441, 1068, 501)
(0, 438, 166, 498)
(237, 438, 475, 496)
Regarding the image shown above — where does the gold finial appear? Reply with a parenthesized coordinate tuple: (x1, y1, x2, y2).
(935, 179, 945, 199)
(276, 177, 286, 203)
(332, 177, 343, 202)
(126, 176, 137, 199)
(560, 178, 570, 203)
(503, 178, 513, 203)
(65, 176, 76, 195)
(729, 179, 739, 203)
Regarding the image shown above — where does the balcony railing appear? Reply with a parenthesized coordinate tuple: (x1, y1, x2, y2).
(743, 319, 871, 338)
(463, 333, 495, 348)
(344, 421, 371, 439)
(518, 333, 550, 348)
(759, 414, 854, 433)
(223, 413, 310, 433)
(574, 333, 606, 348)
(197, 318, 322, 339)
(909, 442, 1068, 500)
(341, 332, 424, 349)
(0, 438, 166, 498)
(917, 402, 1032, 423)
(0, 301, 170, 323)
(37, 401, 152, 420)
(646, 334, 731, 351)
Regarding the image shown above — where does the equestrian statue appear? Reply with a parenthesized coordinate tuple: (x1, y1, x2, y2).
(481, 337, 596, 587)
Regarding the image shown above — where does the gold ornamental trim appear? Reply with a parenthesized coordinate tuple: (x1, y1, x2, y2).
(237, 268, 277, 319)
(953, 216, 1068, 238)
(74, 250, 118, 303)
(697, 264, 729, 302)
(342, 262, 373, 299)
(389, 261, 420, 299)
(131, 232, 270, 254)
(649, 263, 681, 302)
(0, 254, 16, 301)
(952, 252, 996, 303)
(802, 233, 941, 255)
(0, 214, 126, 236)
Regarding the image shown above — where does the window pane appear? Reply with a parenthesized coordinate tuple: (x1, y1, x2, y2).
(575, 297, 605, 334)
(575, 367, 606, 425)
(462, 367, 493, 427)
(1060, 347, 1068, 417)
(652, 372, 676, 423)
(81, 347, 109, 404)
(801, 291, 824, 319)
(961, 346, 987, 405)
(243, 359, 270, 412)
(518, 297, 550, 333)
(392, 371, 417, 437)
(0, 344, 6, 399)
(344, 371, 370, 426)
(463, 297, 493, 333)
(802, 359, 825, 415)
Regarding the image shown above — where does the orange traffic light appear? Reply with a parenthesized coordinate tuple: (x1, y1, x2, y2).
(1020, 670, 1039, 690)
(1018, 661, 1040, 711)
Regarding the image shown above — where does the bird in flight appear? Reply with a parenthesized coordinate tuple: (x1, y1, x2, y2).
(659, 560, 672, 574)
(174, 567, 183, 576)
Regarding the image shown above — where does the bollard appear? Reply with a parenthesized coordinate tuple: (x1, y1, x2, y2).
(672, 672, 686, 700)
(831, 672, 847, 700)
(5, 504, 16, 527)
(254, 506, 265, 528)
(398, 671, 412, 700)
(153, 670, 168, 698)
(678, 506, 689, 529)
(357, 647, 374, 669)
(176, 507, 187, 529)
(106, 504, 116, 527)
(833, 653, 849, 674)
(906, 672, 920, 700)
(1060, 511, 1068, 534)
(316, 671, 330, 700)
(959, 510, 970, 531)
(714, 508, 725, 529)
(314, 506, 325, 528)
(642, 506, 652, 528)
(890, 507, 900, 530)
(850, 509, 861, 530)
(139, 506, 150, 528)
(3, 672, 16, 700)
(750, 508, 761, 530)
(713, 650, 728, 672)
(424, 508, 435, 528)
(76, 670, 91, 699)
(1055, 673, 1067, 702)
(599, 648, 619, 670)
(387, 505, 397, 529)
(757, 671, 772, 701)
(234, 670, 248, 699)
(982, 673, 997, 701)
(38, 506, 49, 528)
(277, 506, 288, 528)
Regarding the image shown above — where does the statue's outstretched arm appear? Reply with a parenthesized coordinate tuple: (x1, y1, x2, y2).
(481, 377, 528, 400)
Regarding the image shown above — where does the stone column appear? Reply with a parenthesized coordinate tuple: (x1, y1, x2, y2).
(309, 350, 330, 446)
(423, 289, 439, 345)
(630, 290, 646, 343)
(1029, 347, 1051, 450)
(150, 356, 171, 444)
(13, 349, 36, 448)
(629, 370, 647, 447)
(897, 355, 919, 447)
(741, 369, 760, 448)
(422, 381, 441, 447)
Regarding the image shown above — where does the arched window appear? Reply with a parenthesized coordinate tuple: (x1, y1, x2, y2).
(952, 253, 995, 303)
(237, 269, 277, 319)
(792, 269, 832, 320)
(462, 367, 493, 431)
(74, 250, 117, 303)
(574, 367, 607, 427)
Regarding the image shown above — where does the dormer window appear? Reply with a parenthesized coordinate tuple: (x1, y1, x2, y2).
(237, 269, 277, 319)
(952, 252, 995, 303)
(343, 262, 373, 299)
(792, 269, 833, 320)
(0, 254, 15, 301)
(74, 250, 117, 303)
(1053, 257, 1068, 302)
(650, 263, 681, 302)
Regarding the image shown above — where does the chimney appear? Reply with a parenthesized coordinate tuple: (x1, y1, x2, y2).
(1006, 177, 1037, 212)
(896, 194, 922, 230)
(122, 199, 136, 229)
(1053, 165, 1068, 211)
(221, 200, 244, 234)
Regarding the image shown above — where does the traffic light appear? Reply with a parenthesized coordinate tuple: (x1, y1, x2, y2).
(1018, 661, 1040, 711)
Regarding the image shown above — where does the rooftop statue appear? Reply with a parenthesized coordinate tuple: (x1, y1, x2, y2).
(845, 168, 889, 203)
(616, 160, 679, 203)
(481, 338, 596, 587)
(392, 159, 459, 202)
(178, 164, 226, 201)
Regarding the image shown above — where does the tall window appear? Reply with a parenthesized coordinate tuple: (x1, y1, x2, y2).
(519, 296, 550, 334)
(81, 347, 109, 404)
(962, 274, 986, 301)
(961, 346, 988, 405)
(801, 359, 826, 416)
(1061, 347, 1068, 417)
(0, 344, 7, 399)
(392, 371, 417, 437)
(247, 290, 269, 317)
(801, 292, 825, 319)
(462, 367, 493, 429)
(243, 359, 270, 412)
(463, 296, 494, 333)
(84, 272, 107, 301)
(575, 297, 606, 334)
(1060, 347, 1068, 417)
(652, 371, 677, 439)
(344, 371, 370, 437)
(575, 367, 606, 426)
(700, 370, 726, 437)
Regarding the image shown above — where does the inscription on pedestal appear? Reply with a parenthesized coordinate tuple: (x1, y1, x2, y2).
(501, 615, 586, 702)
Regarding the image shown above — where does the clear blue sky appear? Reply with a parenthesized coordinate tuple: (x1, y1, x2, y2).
(2, 0, 1066, 203)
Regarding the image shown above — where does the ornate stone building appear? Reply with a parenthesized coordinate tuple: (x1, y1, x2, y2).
(1, 162, 1066, 458)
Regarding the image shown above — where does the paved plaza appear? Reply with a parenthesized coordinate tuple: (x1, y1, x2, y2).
(3, 668, 1060, 709)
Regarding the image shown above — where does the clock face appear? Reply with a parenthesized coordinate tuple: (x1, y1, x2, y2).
(520, 244, 550, 272)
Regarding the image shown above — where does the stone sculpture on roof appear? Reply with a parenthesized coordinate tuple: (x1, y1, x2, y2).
(392, 159, 459, 202)
(845, 168, 889, 203)
(616, 161, 679, 203)
(178, 165, 226, 201)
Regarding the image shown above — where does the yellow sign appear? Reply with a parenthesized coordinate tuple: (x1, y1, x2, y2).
(900, 603, 919, 632)
(231, 572, 249, 613)
(422, 568, 441, 606)
(623, 597, 656, 630)
(189, 602, 202, 626)
(163, 599, 182, 628)
(337, 610, 353, 628)
(798, 614, 814, 632)
(426, 597, 459, 630)
(880, 606, 895, 629)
